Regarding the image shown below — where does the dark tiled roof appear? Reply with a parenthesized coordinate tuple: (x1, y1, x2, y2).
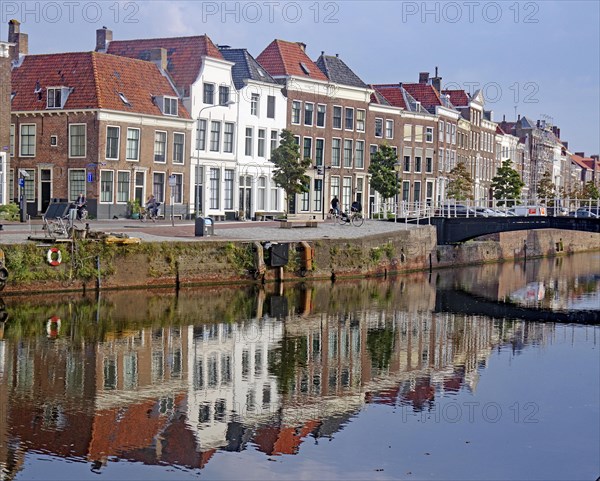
(219, 47, 277, 90)
(442, 89, 469, 107)
(315, 54, 367, 88)
(256, 40, 328, 81)
(11, 51, 190, 118)
(107, 35, 223, 96)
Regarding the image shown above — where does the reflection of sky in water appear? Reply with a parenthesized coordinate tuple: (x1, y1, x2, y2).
(568, 290, 600, 310)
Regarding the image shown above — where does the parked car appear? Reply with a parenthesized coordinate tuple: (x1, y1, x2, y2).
(435, 205, 477, 217)
(574, 207, 600, 218)
(473, 207, 496, 217)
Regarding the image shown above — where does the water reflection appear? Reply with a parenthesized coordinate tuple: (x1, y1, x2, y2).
(0, 253, 598, 479)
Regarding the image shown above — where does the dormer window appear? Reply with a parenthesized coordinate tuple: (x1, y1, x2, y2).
(163, 96, 178, 116)
(47, 86, 71, 109)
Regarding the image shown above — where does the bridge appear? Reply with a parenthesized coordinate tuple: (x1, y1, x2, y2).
(435, 288, 599, 324)
(417, 216, 600, 245)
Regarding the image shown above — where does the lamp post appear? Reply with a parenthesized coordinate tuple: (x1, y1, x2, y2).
(394, 161, 401, 223)
(195, 100, 234, 217)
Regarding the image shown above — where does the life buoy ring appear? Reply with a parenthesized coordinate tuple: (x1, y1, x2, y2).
(46, 316, 61, 338)
(47, 248, 62, 266)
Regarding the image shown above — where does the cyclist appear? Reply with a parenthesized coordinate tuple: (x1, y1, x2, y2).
(146, 194, 160, 218)
(351, 199, 362, 213)
(331, 196, 340, 216)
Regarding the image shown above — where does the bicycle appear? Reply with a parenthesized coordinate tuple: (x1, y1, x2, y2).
(140, 204, 160, 223)
(335, 210, 364, 227)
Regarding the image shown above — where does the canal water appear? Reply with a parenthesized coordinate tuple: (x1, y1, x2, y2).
(0, 253, 598, 480)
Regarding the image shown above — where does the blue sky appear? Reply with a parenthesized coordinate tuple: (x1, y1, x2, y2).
(2, 0, 598, 154)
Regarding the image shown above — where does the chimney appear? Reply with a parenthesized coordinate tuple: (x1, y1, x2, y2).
(503, 114, 506, 122)
(95, 26, 112, 52)
(8, 19, 28, 62)
(297, 42, 306, 52)
(419, 72, 429, 84)
(517, 114, 521, 121)
(149, 47, 168, 71)
(430, 66, 442, 92)
(335, 53, 339, 58)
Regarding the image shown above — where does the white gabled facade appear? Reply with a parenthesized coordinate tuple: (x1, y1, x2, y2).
(235, 79, 287, 219)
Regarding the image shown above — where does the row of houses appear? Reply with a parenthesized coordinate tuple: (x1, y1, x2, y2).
(0, 20, 598, 220)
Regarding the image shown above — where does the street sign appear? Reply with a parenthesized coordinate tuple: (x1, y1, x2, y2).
(168, 174, 176, 186)
(317, 166, 324, 176)
(18, 178, 24, 187)
(87, 172, 93, 182)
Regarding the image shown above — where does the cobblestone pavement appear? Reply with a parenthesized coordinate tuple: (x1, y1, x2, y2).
(0, 217, 424, 244)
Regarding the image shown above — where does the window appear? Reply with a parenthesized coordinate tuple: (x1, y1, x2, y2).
(117, 171, 130, 203)
(173, 133, 184, 163)
(345, 107, 354, 130)
(316, 104, 326, 127)
(271, 186, 279, 211)
(385, 119, 394, 139)
(374, 118, 383, 138)
(439, 121, 444, 141)
(355, 140, 364, 169)
(332, 139, 341, 167)
(370, 144, 378, 161)
(50, 135, 57, 146)
(263, 95, 275, 118)
(415, 156, 422, 173)
(292, 101, 301, 124)
(47, 87, 66, 109)
(163, 97, 178, 116)
(426, 156, 433, 173)
(19, 124, 36, 157)
(356, 109, 366, 132)
(403, 155, 411, 172)
(23, 169, 35, 200)
(126, 128, 140, 160)
(439, 148, 444, 171)
(154, 131, 166, 163)
(343, 139, 353, 168)
(270, 130, 278, 157)
(451, 124, 456, 144)
(224, 169, 234, 210)
(402, 181, 410, 202)
(251, 93, 259, 116)
(257, 177, 266, 211)
(342, 176, 352, 209)
(197, 119, 207, 151)
(219, 86, 230, 105)
(304, 103, 314, 126)
(203, 83, 215, 104)
(303, 137, 312, 160)
(100, 170, 114, 203)
(315, 139, 324, 166)
(426, 127, 433, 143)
(69, 169, 85, 201)
(301, 190, 309, 211)
(414, 181, 421, 204)
(209, 168, 220, 209)
(331, 176, 340, 200)
(245, 127, 253, 156)
(153, 172, 165, 202)
(106, 126, 119, 160)
(9, 124, 14, 156)
(415, 125, 423, 143)
(224, 123, 234, 153)
(333, 106, 342, 129)
(172, 173, 183, 203)
(258, 129, 266, 157)
(210, 121, 221, 152)
(403, 124, 412, 142)
(69, 124, 86, 157)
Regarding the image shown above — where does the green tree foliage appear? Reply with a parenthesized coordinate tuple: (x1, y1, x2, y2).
(491, 159, 525, 206)
(270, 129, 312, 212)
(368, 144, 399, 199)
(582, 180, 600, 200)
(447, 162, 474, 201)
(536, 170, 556, 200)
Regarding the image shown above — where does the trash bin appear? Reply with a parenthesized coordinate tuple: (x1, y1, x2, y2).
(195, 217, 214, 237)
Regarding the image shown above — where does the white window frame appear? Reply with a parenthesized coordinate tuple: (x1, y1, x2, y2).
(374, 118, 383, 138)
(100, 170, 114, 203)
(223, 122, 234, 153)
(303, 136, 312, 160)
(171, 173, 183, 203)
(9, 124, 15, 157)
(105, 125, 120, 160)
(355, 140, 365, 169)
(332, 105, 342, 130)
(344, 107, 354, 131)
(316, 104, 326, 128)
(68, 169, 86, 201)
(117, 170, 130, 203)
(203, 83, 215, 104)
(173, 132, 185, 164)
(258, 129, 266, 158)
(251, 93, 259, 116)
(331, 138, 341, 167)
(154, 130, 167, 163)
(356, 109, 366, 132)
(19, 124, 36, 157)
(163, 96, 178, 116)
(304, 102, 314, 126)
(245, 127, 254, 156)
(343, 139, 353, 168)
(385, 119, 394, 139)
(126, 127, 140, 161)
(291, 100, 301, 125)
(68, 123, 86, 158)
(426, 126, 434, 143)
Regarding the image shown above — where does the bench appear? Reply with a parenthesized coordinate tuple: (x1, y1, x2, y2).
(279, 220, 321, 229)
(255, 211, 284, 221)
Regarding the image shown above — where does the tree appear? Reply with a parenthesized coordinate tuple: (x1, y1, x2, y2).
(491, 159, 525, 206)
(447, 162, 474, 201)
(270, 129, 312, 213)
(368, 144, 399, 200)
(536, 170, 556, 201)
(582, 180, 600, 200)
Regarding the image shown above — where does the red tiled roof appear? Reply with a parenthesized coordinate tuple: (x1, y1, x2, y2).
(442, 89, 469, 107)
(11, 52, 190, 118)
(371, 84, 407, 109)
(570, 154, 589, 169)
(403, 83, 443, 108)
(256, 40, 328, 81)
(107, 35, 223, 96)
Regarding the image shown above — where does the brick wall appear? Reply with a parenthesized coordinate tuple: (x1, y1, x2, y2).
(0, 54, 10, 160)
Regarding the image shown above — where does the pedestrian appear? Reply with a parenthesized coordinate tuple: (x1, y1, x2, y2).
(331, 196, 340, 216)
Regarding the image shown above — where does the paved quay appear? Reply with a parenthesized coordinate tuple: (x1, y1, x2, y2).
(0, 218, 423, 244)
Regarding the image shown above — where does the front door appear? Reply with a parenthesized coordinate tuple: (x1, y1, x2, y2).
(40, 169, 52, 213)
(134, 172, 145, 205)
(239, 175, 252, 219)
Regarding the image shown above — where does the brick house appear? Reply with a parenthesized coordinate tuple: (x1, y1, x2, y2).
(257, 41, 373, 217)
(10, 48, 192, 219)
